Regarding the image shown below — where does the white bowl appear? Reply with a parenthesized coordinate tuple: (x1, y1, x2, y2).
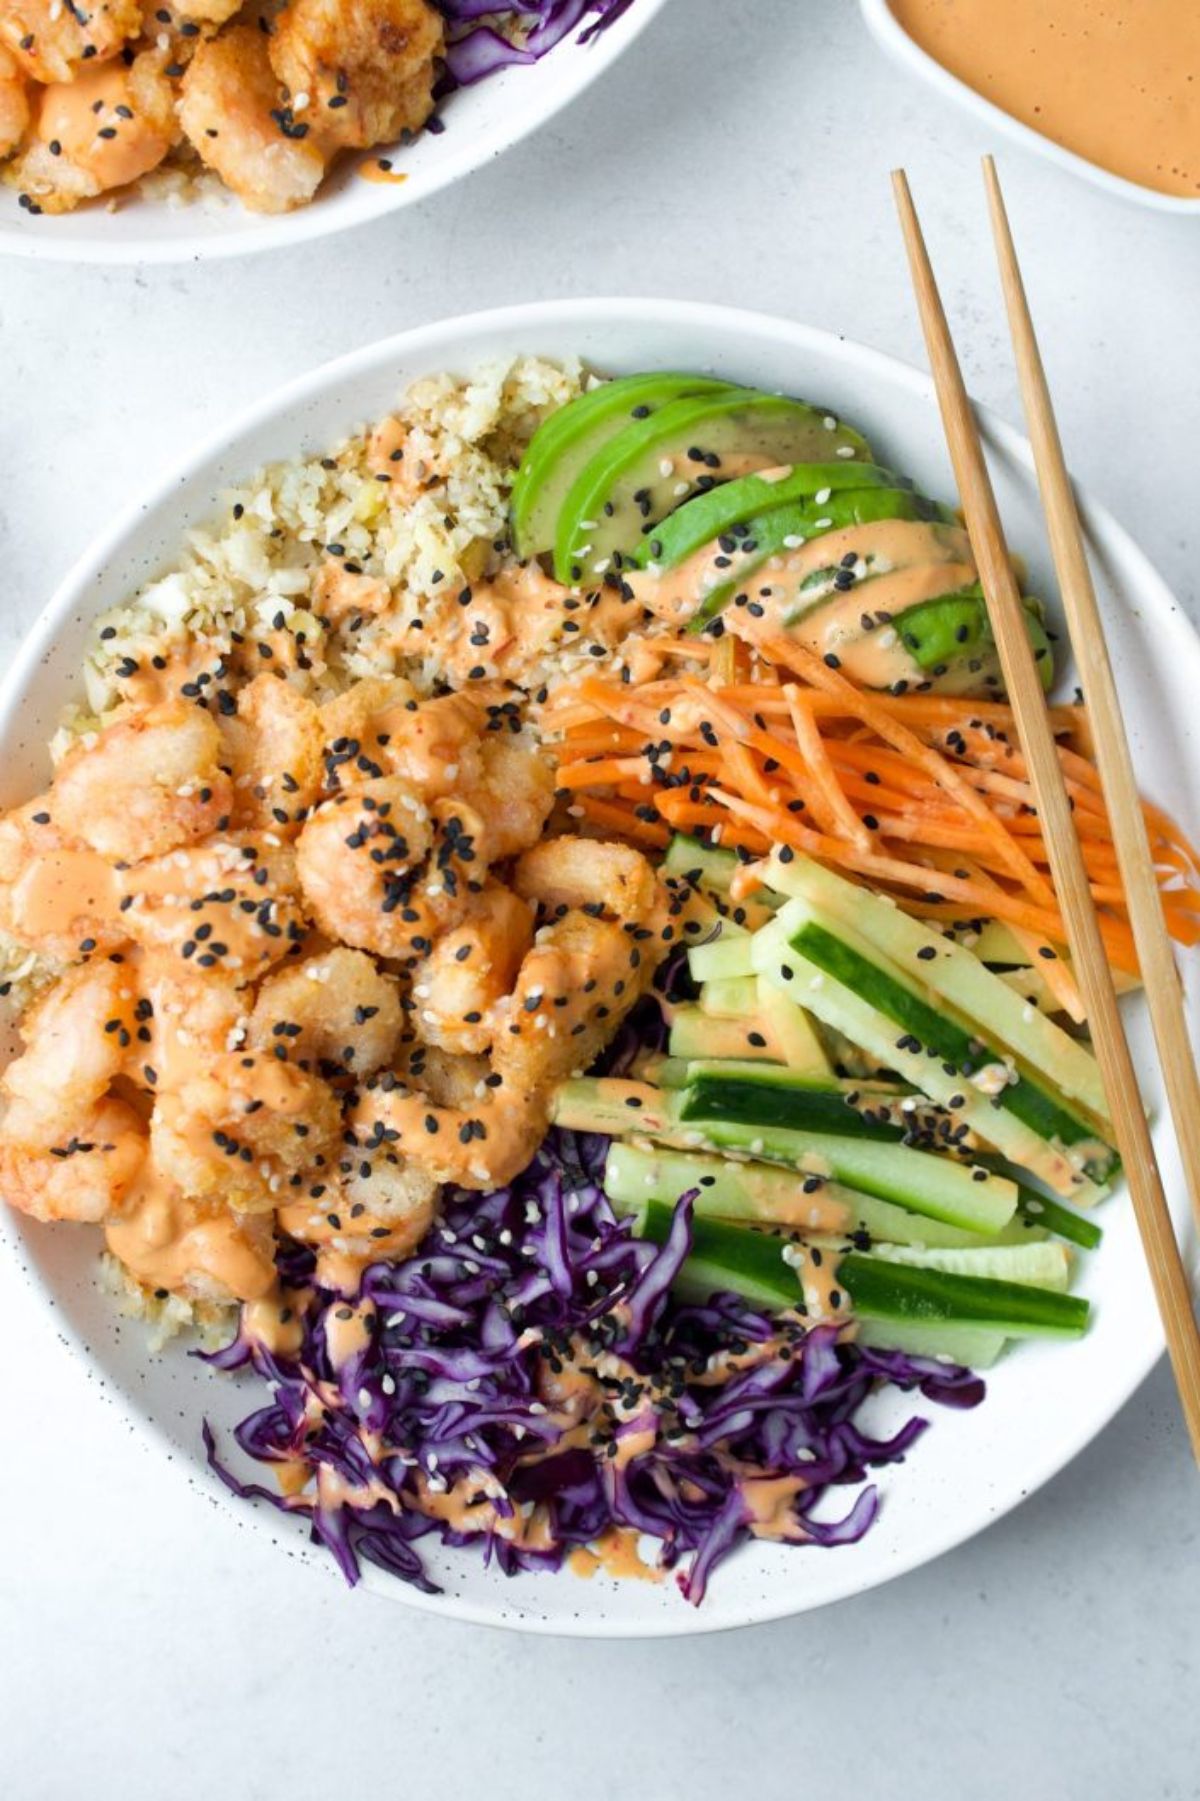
(0, 3, 669, 264)
(860, 0, 1200, 217)
(2, 298, 1197, 1636)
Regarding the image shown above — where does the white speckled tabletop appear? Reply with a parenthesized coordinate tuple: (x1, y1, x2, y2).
(1, 3, 1198, 1794)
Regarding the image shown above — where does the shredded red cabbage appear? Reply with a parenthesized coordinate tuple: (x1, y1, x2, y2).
(202, 1129, 983, 1606)
(434, 1, 637, 89)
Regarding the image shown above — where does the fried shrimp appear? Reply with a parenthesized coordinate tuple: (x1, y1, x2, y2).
(268, 0, 443, 155)
(1, 0, 141, 84)
(1, 958, 138, 1144)
(6, 50, 177, 214)
(0, 46, 29, 159)
(151, 1050, 342, 1215)
(0, 1096, 147, 1225)
(0, 796, 123, 962)
(52, 702, 233, 862)
(513, 836, 660, 923)
(179, 26, 327, 214)
(411, 882, 533, 1055)
(118, 835, 310, 983)
(248, 946, 403, 1079)
(347, 1069, 546, 1192)
(295, 775, 432, 959)
(106, 1178, 278, 1304)
(493, 910, 662, 1096)
(218, 673, 324, 838)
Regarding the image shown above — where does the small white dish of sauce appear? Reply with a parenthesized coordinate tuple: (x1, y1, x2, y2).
(861, 0, 1200, 215)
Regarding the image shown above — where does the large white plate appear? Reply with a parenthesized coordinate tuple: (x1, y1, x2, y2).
(1, 299, 1196, 1636)
(0, 4, 669, 264)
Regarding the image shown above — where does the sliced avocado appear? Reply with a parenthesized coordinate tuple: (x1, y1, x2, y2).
(510, 372, 733, 560)
(895, 584, 1055, 691)
(553, 388, 872, 584)
(633, 462, 914, 571)
(688, 485, 955, 629)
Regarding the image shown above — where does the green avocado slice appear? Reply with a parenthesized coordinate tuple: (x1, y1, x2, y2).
(895, 585, 1055, 690)
(553, 388, 872, 584)
(510, 372, 734, 560)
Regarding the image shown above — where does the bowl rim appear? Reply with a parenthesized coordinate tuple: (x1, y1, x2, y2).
(0, 0, 672, 266)
(2, 295, 1193, 1637)
(859, 0, 1200, 217)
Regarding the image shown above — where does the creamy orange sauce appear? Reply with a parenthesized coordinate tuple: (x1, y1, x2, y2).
(36, 63, 170, 190)
(890, 0, 1200, 198)
(106, 1172, 276, 1301)
(359, 157, 409, 185)
(6, 844, 120, 944)
(568, 1527, 663, 1584)
(630, 518, 978, 692)
(243, 1286, 307, 1358)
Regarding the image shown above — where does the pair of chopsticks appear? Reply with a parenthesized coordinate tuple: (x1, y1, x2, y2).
(893, 159, 1200, 1460)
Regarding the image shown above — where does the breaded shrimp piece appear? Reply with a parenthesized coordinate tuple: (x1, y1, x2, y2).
(179, 25, 327, 214)
(0, 0, 141, 83)
(269, 0, 442, 155)
(52, 701, 232, 862)
(411, 882, 533, 1056)
(0, 46, 29, 159)
(513, 836, 659, 923)
(277, 1160, 438, 1288)
(106, 1177, 278, 1304)
(0, 795, 124, 962)
(119, 835, 310, 984)
(368, 690, 488, 805)
(135, 951, 247, 1092)
(493, 910, 662, 1096)
(248, 946, 403, 1079)
(1, 958, 138, 1145)
(466, 731, 556, 863)
(0, 1096, 147, 1225)
(346, 1075, 543, 1192)
(218, 673, 324, 837)
(6, 52, 176, 214)
(295, 776, 431, 960)
(151, 1049, 342, 1214)
(318, 675, 417, 767)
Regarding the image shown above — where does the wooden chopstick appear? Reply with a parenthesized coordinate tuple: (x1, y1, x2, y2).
(892, 168, 1200, 1462)
(983, 153, 1200, 1244)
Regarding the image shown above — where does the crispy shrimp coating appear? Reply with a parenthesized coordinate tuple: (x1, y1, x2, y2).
(218, 673, 324, 838)
(0, 795, 123, 962)
(151, 1049, 342, 1214)
(52, 702, 232, 862)
(248, 946, 403, 1079)
(513, 836, 659, 923)
(1, 958, 138, 1145)
(135, 951, 246, 1092)
(269, 0, 442, 155)
(295, 775, 432, 959)
(410, 881, 533, 1056)
(118, 834, 310, 984)
(493, 910, 661, 1097)
(0, 0, 141, 83)
(6, 52, 176, 215)
(0, 45, 29, 159)
(346, 1073, 544, 1193)
(0, 1096, 147, 1225)
(179, 26, 327, 214)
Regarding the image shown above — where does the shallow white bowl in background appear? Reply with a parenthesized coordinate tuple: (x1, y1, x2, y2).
(1, 297, 1197, 1636)
(860, 0, 1200, 217)
(0, 2, 669, 264)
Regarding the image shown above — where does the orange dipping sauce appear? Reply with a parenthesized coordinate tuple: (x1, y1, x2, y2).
(889, 0, 1200, 198)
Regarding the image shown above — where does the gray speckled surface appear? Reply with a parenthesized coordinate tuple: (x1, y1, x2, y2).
(1, 1, 1198, 1793)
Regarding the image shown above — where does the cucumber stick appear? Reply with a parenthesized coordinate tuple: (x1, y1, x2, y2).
(551, 1074, 1019, 1233)
(866, 1241, 1072, 1292)
(753, 925, 1109, 1204)
(688, 935, 756, 983)
(856, 1318, 1007, 1368)
(603, 1140, 1044, 1249)
(700, 976, 760, 1018)
(765, 851, 1110, 1126)
(634, 1202, 1088, 1338)
(668, 1007, 784, 1064)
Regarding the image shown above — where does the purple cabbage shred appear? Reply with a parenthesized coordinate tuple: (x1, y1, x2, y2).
(202, 1129, 983, 1606)
(434, 1, 637, 89)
